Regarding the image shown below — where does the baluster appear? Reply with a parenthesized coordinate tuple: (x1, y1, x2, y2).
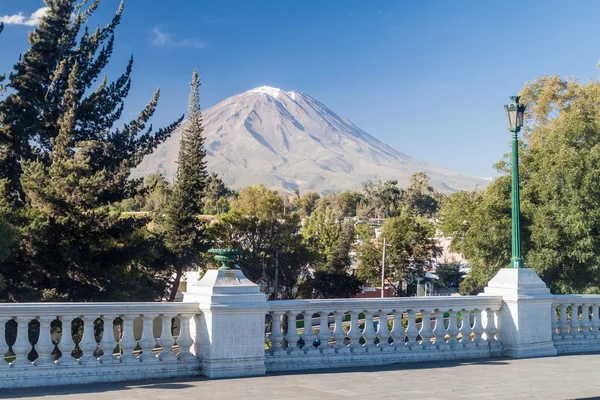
(118, 315, 138, 362)
(472, 309, 485, 347)
(139, 315, 158, 362)
(551, 304, 560, 341)
(191, 314, 200, 356)
(99, 315, 117, 363)
(362, 310, 377, 351)
(301, 311, 317, 354)
(34, 316, 55, 365)
(176, 314, 194, 359)
(558, 304, 569, 338)
(0, 318, 7, 364)
(591, 304, 600, 339)
(159, 315, 176, 360)
(570, 304, 582, 338)
(79, 316, 98, 364)
(446, 309, 459, 349)
(57, 316, 76, 365)
(405, 310, 419, 350)
(317, 312, 333, 353)
(433, 309, 447, 350)
(484, 308, 502, 356)
(459, 308, 473, 348)
(269, 312, 284, 354)
(331, 311, 347, 352)
(377, 310, 391, 350)
(390, 310, 406, 350)
(419, 309, 433, 350)
(285, 312, 301, 353)
(347, 311, 362, 351)
(11, 317, 32, 366)
(582, 304, 592, 338)
(484, 308, 499, 342)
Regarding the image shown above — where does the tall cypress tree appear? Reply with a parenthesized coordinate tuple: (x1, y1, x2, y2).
(164, 69, 209, 301)
(0, 22, 4, 94)
(0, 1, 182, 301)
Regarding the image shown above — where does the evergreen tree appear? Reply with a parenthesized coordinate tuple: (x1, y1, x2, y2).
(0, 23, 5, 94)
(163, 69, 209, 301)
(0, 1, 182, 301)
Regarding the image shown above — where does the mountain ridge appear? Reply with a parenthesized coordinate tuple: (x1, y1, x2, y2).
(133, 86, 489, 193)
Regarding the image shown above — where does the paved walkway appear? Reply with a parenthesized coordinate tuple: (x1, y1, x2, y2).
(5, 354, 600, 400)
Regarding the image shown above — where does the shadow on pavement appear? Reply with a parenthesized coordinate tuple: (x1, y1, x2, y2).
(1, 378, 203, 399)
(2, 358, 515, 397)
(263, 357, 512, 378)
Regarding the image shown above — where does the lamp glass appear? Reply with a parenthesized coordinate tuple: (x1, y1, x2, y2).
(504, 105, 517, 129)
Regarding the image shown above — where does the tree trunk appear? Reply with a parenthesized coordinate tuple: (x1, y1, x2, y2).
(168, 261, 183, 302)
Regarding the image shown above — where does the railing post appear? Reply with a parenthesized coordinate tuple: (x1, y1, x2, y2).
(183, 268, 268, 378)
(480, 268, 557, 358)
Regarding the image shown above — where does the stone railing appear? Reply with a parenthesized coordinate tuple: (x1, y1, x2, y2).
(552, 295, 600, 354)
(0, 302, 201, 388)
(265, 296, 503, 372)
(1, 268, 594, 389)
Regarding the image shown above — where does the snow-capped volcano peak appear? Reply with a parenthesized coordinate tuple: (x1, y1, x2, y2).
(134, 87, 488, 193)
(244, 86, 285, 99)
(243, 86, 300, 101)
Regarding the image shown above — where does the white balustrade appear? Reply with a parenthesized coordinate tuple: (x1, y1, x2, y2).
(0, 303, 201, 389)
(552, 295, 600, 354)
(265, 296, 503, 372)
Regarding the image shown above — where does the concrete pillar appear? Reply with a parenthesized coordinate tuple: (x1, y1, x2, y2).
(480, 268, 557, 358)
(183, 269, 268, 378)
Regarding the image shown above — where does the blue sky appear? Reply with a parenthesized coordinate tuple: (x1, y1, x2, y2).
(1, 0, 600, 178)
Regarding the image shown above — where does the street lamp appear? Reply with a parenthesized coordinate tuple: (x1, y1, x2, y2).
(504, 96, 526, 269)
(380, 237, 392, 298)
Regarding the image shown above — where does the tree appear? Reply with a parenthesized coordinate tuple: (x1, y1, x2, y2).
(163, 69, 209, 301)
(441, 73, 600, 295)
(435, 264, 464, 289)
(0, 1, 181, 301)
(209, 185, 311, 298)
(405, 172, 439, 217)
(357, 213, 440, 296)
(203, 172, 233, 215)
(438, 186, 510, 295)
(142, 173, 171, 212)
(300, 202, 361, 298)
(295, 191, 320, 217)
(361, 180, 403, 218)
(0, 1, 137, 203)
(0, 22, 5, 95)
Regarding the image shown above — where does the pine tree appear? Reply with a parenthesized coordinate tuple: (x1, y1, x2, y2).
(0, 1, 182, 301)
(0, 22, 5, 94)
(163, 69, 209, 301)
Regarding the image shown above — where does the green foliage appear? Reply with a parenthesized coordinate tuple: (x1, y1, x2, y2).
(435, 263, 464, 288)
(441, 74, 600, 295)
(295, 191, 320, 217)
(209, 185, 311, 298)
(300, 201, 361, 298)
(357, 213, 440, 294)
(405, 172, 439, 217)
(0, 1, 180, 301)
(163, 70, 209, 301)
(203, 173, 233, 215)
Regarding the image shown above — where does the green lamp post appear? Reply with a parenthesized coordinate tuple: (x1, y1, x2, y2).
(504, 96, 526, 269)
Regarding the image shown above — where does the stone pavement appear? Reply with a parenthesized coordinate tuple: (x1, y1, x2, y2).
(4, 354, 600, 400)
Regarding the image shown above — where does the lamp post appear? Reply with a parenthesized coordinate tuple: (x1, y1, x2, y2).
(504, 96, 526, 269)
(380, 237, 392, 298)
